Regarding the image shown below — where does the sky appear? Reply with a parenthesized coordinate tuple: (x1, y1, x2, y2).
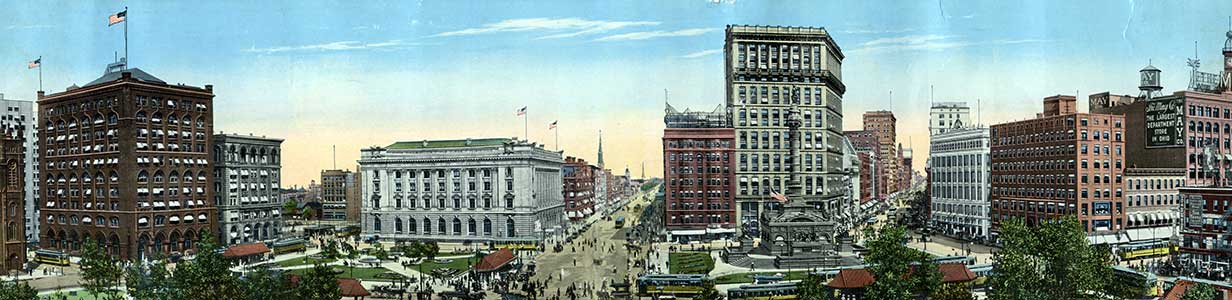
(2, 0, 1232, 187)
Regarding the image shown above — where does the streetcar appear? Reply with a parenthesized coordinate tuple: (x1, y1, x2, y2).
(270, 238, 306, 255)
(614, 216, 626, 229)
(931, 255, 976, 265)
(34, 249, 70, 266)
(1117, 240, 1175, 260)
(636, 274, 710, 297)
(728, 282, 798, 300)
(335, 225, 361, 238)
(494, 241, 537, 250)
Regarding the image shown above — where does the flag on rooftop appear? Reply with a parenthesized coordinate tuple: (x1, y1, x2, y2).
(27, 58, 40, 69)
(770, 189, 788, 202)
(549, 121, 557, 130)
(516, 106, 527, 116)
(109, 10, 126, 26)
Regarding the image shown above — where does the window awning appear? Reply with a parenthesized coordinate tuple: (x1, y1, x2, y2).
(169, 216, 180, 222)
(107, 129, 115, 136)
(81, 217, 92, 223)
(138, 217, 148, 224)
(185, 215, 195, 221)
(44, 201, 54, 208)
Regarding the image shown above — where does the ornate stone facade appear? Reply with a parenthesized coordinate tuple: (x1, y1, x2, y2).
(213, 133, 283, 245)
(359, 138, 565, 243)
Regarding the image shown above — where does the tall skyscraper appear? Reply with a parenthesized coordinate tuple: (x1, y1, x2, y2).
(0, 94, 38, 244)
(663, 103, 736, 241)
(863, 111, 898, 195)
(38, 62, 215, 260)
(725, 25, 846, 236)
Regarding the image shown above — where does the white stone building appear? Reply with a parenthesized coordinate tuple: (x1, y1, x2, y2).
(358, 138, 565, 243)
(212, 133, 283, 245)
(930, 102, 971, 136)
(928, 127, 991, 239)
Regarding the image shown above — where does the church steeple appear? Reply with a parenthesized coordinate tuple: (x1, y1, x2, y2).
(597, 130, 605, 168)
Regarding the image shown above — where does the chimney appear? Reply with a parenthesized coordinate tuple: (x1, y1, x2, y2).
(205, 84, 213, 92)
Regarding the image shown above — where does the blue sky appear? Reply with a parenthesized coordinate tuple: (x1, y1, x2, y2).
(3, 0, 1232, 185)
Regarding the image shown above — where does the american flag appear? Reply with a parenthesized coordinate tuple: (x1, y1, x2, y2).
(27, 58, 40, 69)
(549, 121, 557, 130)
(770, 189, 788, 202)
(108, 10, 126, 26)
(516, 106, 527, 116)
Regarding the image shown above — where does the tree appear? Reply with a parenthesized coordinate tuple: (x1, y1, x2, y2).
(1183, 282, 1219, 300)
(933, 283, 975, 300)
(0, 279, 37, 300)
(424, 241, 440, 260)
(172, 233, 245, 300)
(797, 273, 831, 300)
(80, 237, 124, 300)
(863, 225, 939, 300)
(301, 207, 314, 220)
(297, 263, 341, 300)
(243, 264, 292, 300)
(282, 200, 298, 215)
(125, 257, 178, 300)
(988, 217, 1111, 300)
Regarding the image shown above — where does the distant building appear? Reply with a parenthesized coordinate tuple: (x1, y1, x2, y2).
(1175, 29, 1232, 262)
(726, 25, 847, 237)
(320, 169, 354, 221)
(563, 157, 595, 221)
(930, 102, 971, 136)
(864, 111, 898, 196)
(359, 138, 565, 243)
(0, 129, 24, 271)
(928, 127, 991, 239)
(990, 95, 1126, 242)
(38, 61, 216, 260)
(0, 94, 38, 244)
(663, 103, 736, 241)
(845, 130, 882, 202)
(899, 146, 913, 191)
(213, 133, 283, 246)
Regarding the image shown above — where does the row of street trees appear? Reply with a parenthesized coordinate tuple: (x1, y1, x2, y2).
(788, 216, 1210, 300)
(3, 233, 342, 300)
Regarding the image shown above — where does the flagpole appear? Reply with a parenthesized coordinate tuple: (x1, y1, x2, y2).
(524, 110, 528, 142)
(37, 56, 43, 92)
(124, 7, 128, 69)
(555, 125, 559, 151)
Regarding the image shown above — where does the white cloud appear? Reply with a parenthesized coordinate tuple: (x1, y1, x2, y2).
(431, 17, 658, 39)
(594, 28, 716, 42)
(245, 39, 418, 54)
(680, 49, 722, 58)
(852, 34, 1047, 53)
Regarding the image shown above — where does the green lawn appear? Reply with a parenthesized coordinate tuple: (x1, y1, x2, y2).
(712, 271, 812, 285)
(668, 252, 714, 274)
(407, 257, 477, 277)
(285, 266, 399, 282)
(276, 256, 337, 267)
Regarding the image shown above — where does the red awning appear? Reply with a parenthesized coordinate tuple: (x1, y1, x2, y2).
(825, 269, 874, 289)
(473, 248, 515, 272)
(223, 243, 270, 258)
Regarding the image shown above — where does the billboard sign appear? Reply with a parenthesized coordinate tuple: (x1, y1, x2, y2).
(1146, 97, 1185, 148)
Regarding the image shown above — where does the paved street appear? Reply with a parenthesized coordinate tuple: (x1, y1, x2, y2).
(529, 186, 656, 299)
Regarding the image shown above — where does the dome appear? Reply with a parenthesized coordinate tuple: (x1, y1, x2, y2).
(1140, 64, 1160, 72)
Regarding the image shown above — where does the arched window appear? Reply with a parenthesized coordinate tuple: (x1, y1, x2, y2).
(467, 219, 476, 235)
(137, 171, 149, 183)
(506, 218, 516, 237)
(452, 218, 461, 235)
(394, 218, 403, 233)
(437, 218, 446, 234)
(483, 219, 492, 236)
(136, 111, 148, 123)
(408, 218, 417, 234)
(373, 218, 382, 232)
(423, 218, 432, 233)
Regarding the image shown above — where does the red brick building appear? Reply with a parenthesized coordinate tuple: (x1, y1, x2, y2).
(899, 146, 913, 191)
(0, 130, 24, 271)
(991, 95, 1127, 238)
(664, 103, 736, 241)
(563, 157, 594, 221)
(863, 111, 898, 195)
(38, 64, 215, 260)
(844, 130, 882, 202)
